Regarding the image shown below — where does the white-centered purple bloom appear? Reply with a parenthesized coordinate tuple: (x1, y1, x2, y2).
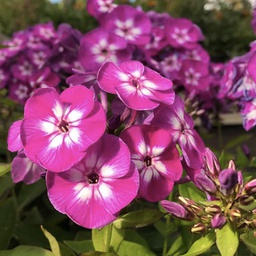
(120, 125, 182, 202)
(79, 28, 131, 72)
(20, 85, 106, 172)
(100, 5, 152, 46)
(240, 98, 256, 131)
(151, 95, 205, 169)
(46, 134, 139, 229)
(98, 60, 175, 110)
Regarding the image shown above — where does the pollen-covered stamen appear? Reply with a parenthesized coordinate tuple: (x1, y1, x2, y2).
(144, 155, 152, 167)
(58, 119, 69, 133)
(88, 172, 99, 184)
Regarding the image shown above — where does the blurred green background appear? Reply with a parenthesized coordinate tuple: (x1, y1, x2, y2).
(0, 0, 255, 62)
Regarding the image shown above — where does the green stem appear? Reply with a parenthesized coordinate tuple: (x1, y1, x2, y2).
(217, 119, 223, 151)
(162, 214, 170, 256)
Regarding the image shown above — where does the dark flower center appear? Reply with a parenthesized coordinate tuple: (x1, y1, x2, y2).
(58, 119, 69, 133)
(88, 173, 99, 184)
(101, 48, 108, 55)
(144, 155, 152, 167)
(132, 79, 139, 88)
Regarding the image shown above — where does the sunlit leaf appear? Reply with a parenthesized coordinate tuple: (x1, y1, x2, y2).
(64, 240, 94, 254)
(117, 240, 156, 256)
(80, 252, 117, 256)
(167, 235, 187, 256)
(113, 209, 164, 229)
(180, 231, 215, 256)
(178, 182, 206, 202)
(41, 226, 61, 256)
(0, 163, 10, 176)
(92, 224, 112, 252)
(216, 221, 239, 256)
(240, 230, 256, 254)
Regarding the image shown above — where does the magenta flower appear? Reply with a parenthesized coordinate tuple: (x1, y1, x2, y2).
(165, 18, 204, 49)
(151, 96, 205, 169)
(120, 125, 182, 202)
(101, 5, 152, 46)
(240, 98, 256, 131)
(46, 134, 139, 229)
(98, 60, 175, 110)
(79, 28, 131, 72)
(11, 150, 46, 184)
(20, 85, 106, 172)
(7, 120, 23, 152)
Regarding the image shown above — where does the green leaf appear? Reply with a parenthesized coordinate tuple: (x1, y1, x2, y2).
(0, 245, 54, 256)
(64, 240, 94, 254)
(92, 224, 112, 252)
(216, 221, 239, 256)
(123, 230, 148, 248)
(178, 181, 206, 202)
(17, 179, 46, 210)
(113, 209, 164, 229)
(117, 241, 156, 256)
(0, 174, 14, 198)
(0, 198, 17, 249)
(81, 252, 117, 256)
(225, 134, 251, 150)
(41, 226, 61, 256)
(167, 235, 187, 256)
(0, 163, 10, 176)
(240, 230, 256, 254)
(109, 225, 125, 252)
(180, 232, 216, 256)
(154, 219, 176, 237)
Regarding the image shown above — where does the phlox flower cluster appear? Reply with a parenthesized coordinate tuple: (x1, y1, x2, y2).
(5, 0, 256, 233)
(162, 151, 256, 235)
(0, 22, 82, 104)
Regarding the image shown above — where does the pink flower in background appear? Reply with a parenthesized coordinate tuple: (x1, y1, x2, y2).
(11, 150, 46, 184)
(46, 134, 139, 229)
(86, 0, 117, 20)
(165, 18, 204, 49)
(151, 96, 205, 169)
(120, 125, 182, 202)
(240, 98, 256, 131)
(98, 60, 175, 110)
(101, 5, 152, 46)
(20, 85, 106, 172)
(179, 59, 210, 92)
(7, 120, 23, 153)
(79, 28, 131, 72)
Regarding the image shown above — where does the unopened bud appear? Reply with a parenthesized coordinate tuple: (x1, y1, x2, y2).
(245, 179, 256, 195)
(160, 200, 187, 219)
(219, 168, 238, 194)
(204, 147, 221, 176)
(177, 196, 195, 207)
(191, 223, 206, 234)
(205, 205, 222, 215)
(239, 194, 254, 206)
(229, 208, 241, 220)
(211, 213, 227, 229)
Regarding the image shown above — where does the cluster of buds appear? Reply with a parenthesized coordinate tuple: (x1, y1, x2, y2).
(161, 148, 256, 235)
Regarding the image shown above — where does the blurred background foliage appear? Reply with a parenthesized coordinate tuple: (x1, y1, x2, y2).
(0, 0, 255, 62)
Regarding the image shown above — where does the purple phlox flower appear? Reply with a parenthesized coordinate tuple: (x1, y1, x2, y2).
(8, 80, 30, 105)
(165, 17, 204, 49)
(0, 67, 10, 89)
(11, 56, 35, 82)
(86, 0, 117, 20)
(218, 167, 238, 195)
(46, 134, 139, 229)
(97, 60, 175, 110)
(20, 85, 106, 172)
(178, 59, 210, 92)
(240, 98, 256, 131)
(33, 22, 56, 42)
(146, 11, 170, 29)
(11, 150, 46, 184)
(161, 200, 188, 219)
(151, 95, 205, 169)
(79, 28, 131, 72)
(28, 48, 51, 69)
(100, 5, 152, 46)
(7, 120, 23, 152)
(182, 44, 210, 63)
(211, 213, 227, 229)
(120, 125, 182, 202)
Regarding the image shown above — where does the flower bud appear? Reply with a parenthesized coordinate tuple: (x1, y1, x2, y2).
(245, 179, 256, 195)
(195, 171, 217, 194)
(239, 194, 254, 206)
(229, 208, 241, 220)
(211, 213, 227, 229)
(204, 147, 221, 176)
(191, 223, 206, 234)
(205, 205, 222, 215)
(160, 200, 187, 219)
(219, 168, 238, 194)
